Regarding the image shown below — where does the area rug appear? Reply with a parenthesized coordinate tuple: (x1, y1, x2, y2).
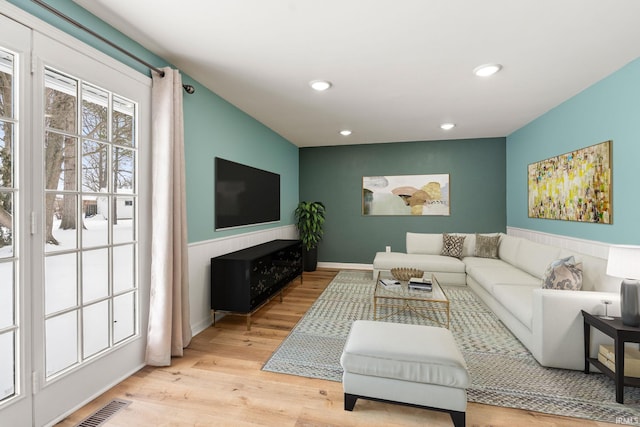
(262, 270, 640, 424)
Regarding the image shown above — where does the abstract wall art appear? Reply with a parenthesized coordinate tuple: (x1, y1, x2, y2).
(528, 140, 612, 223)
(362, 174, 450, 216)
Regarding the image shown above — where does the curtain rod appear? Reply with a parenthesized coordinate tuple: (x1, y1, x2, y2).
(31, 0, 195, 94)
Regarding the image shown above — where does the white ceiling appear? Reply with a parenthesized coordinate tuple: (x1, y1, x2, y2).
(73, 0, 640, 148)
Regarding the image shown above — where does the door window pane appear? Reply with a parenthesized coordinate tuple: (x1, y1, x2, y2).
(44, 69, 77, 133)
(112, 95, 134, 147)
(113, 195, 134, 244)
(114, 147, 134, 193)
(82, 210, 108, 248)
(82, 139, 108, 194)
(45, 253, 77, 315)
(0, 191, 12, 258)
(44, 133, 77, 191)
(81, 83, 108, 140)
(45, 311, 78, 376)
(113, 245, 134, 293)
(113, 292, 135, 344)
(0, 121, 13, 188)
(0, 332, 14, 400)
(82, 248, 108, 303)
(0, 261, 13, 328)
(45, 193, 78, 252)
(0, 50, 14, 118)
(82, 301, 109, 358)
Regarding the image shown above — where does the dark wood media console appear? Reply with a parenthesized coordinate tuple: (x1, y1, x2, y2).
(211, 239, 302, 330)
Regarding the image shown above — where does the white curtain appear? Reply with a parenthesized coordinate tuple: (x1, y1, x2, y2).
(145, 67, 192, 366)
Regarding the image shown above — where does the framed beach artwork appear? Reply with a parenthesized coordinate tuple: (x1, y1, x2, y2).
(362, 174, 450, 216)
(527, 140, 612, 223)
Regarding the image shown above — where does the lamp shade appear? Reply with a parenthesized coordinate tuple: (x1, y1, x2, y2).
(606, 245, 640, 280)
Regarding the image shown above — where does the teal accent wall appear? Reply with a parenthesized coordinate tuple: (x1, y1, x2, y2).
(299, 138, 506, 264)
(183, 82, 299, 241)
(9, 0, 299, 243)
(506, 58, 640, 245)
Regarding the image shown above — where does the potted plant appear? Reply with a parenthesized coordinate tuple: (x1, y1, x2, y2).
(294, 201, 326, 271)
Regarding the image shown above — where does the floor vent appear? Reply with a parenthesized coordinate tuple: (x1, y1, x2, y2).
(75, 399, 131, 427)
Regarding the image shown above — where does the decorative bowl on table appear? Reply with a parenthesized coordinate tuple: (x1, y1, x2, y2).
(390, 268, 424, 281)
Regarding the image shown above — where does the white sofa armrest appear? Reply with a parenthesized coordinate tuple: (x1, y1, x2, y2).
(531, 288, 620, 370)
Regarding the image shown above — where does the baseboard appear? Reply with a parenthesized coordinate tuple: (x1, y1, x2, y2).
(318, 262, 372, 271)
(191, 315, 213, 336)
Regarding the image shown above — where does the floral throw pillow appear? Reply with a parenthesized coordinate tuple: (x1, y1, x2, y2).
(475, 234, 500, 259)
(441, 233, 466, 259)
(542, 256, 583, 290)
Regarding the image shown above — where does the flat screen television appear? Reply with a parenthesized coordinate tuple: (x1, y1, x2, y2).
(215, 157, 280, 230)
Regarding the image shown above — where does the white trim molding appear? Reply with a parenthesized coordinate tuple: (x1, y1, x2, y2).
(318, 262, 372, 271)
(506, 227, 611, 259)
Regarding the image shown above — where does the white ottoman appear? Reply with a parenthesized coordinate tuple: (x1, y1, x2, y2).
(340, 320, 469, 427)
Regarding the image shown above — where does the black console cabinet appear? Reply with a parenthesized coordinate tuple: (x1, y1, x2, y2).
(211, 239, 302, 329)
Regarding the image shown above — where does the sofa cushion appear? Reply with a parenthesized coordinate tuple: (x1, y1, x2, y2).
(492, 284, 536, 329)
(441, 233, 465, 259)
(514, 239, 562, 279)
(466, 264, 541, 294)
(542, 257, 583, 290)
(373, 252, 466, 273)
(475, 234, 500, 258)
(406, 232, 442, 255)
(498, 234, 521, 266)
(462, 257, 510, 274)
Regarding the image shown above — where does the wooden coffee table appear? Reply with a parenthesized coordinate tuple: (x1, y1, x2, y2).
(374, 271, 450, 328)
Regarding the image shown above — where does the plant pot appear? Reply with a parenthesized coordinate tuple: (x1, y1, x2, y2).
(303, 246, 318, 272)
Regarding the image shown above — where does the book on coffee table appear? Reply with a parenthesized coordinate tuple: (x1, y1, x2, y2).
(408, 277, 432, 291)
(379, 279, 401, 289)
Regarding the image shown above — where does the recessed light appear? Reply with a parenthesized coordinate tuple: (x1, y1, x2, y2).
(440, 123, 455, 130)
(473, 63, 502, 77)
(340, 130, 352, 136)
(310, 80, 332, 91)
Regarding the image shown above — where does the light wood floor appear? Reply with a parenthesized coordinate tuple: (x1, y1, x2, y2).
(56, 269, 618, 427)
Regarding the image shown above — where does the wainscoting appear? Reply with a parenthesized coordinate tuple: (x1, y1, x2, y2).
(187, 225, 298, 335)
(188, 226, 613, 335)
(506, 227, 611, 259)
(321, 228, 613, 273)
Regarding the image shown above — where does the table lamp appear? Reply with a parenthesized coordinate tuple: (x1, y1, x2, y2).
(606, 245, 640, 326)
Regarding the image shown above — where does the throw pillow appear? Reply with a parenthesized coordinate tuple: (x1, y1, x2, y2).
(542, 257, 583, 290)
(441, 233, 466, 259)
(475, 234, 500, 258)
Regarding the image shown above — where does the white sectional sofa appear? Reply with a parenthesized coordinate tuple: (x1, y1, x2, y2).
(372, 232, 622, 371)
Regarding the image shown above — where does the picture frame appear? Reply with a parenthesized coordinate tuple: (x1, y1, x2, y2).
(362, 174, 450, 216)
(527, 140, 612, 223)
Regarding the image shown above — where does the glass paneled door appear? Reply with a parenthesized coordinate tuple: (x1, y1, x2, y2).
(31, 32, 151, 427)
(0, 14, 31, 427)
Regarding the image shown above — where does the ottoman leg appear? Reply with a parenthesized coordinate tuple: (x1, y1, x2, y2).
(450, 410, 465, 427)
(344, 393, 358, 411)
